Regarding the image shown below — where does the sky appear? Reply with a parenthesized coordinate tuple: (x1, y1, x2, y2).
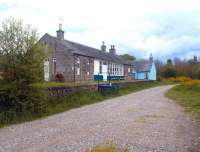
(0, 0, 200, 60)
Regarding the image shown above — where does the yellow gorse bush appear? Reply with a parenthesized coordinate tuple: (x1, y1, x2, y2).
(174, 76, 192, 83)
(163, 76, 192, 83)
(183, 79, 200, 89)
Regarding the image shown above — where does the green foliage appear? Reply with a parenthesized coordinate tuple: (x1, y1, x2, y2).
(120, 54, 136, 61)
(0, 81, 161, 127)
(187, 61, 200, 79)
(158, 57, 200, 79)
(0, 17, 48, 126)
(0, 17, 47, 83)
(161, 65, 177, 78)
(0, 83, 48, 124)
(166, 84, 200, 113)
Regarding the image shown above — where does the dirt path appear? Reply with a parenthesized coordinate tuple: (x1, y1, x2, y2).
(0, 85, 199, 152)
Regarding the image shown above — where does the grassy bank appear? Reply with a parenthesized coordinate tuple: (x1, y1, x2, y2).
(166, 80, 200, 114)
(166, 79, 200, 152)
(0, 81, 162, 128)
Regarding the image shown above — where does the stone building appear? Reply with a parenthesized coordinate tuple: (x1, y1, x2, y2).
(40, 24, 156, 82)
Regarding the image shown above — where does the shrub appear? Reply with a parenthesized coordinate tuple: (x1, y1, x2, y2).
(183, 80, 200, 90)
(175, 76, 192, 83)
(0, 83, 48, 124)
(161, 66, 177, 78)
(55, 73, 65, 82)
(163, 76, 192, 84)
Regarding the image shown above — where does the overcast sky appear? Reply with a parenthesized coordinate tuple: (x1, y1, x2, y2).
(1, 0, 200, 60)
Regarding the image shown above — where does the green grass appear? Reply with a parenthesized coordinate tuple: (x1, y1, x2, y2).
(166, 84, 200, 152)
(0, 81, 163, 128)
(32, 79, 159, 88)
(166, 85, 200, 113)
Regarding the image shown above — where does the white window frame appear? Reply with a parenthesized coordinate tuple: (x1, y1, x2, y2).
(76, 57, 80, 75)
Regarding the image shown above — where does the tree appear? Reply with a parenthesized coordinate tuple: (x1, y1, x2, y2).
(173, 58, 188, 76)
(161, 66, 177, 78)
(0, 17, 48, 115)
(154, 59, 164, 77)
(120, 54, 136, 61)
(0, 17, 47, 83)
(167, 59, 173, 65)
(187, 59, 200, 79)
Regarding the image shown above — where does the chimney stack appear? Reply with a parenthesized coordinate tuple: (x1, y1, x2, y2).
(101, 41, 106, 52)
(109, 45, 116, 55)
(149, 53, 153, 62)
(56, 23, 64, 40)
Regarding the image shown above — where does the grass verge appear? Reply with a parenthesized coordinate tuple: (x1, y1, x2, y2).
(166, 83, 200, 152)
(0, 81, 163, 128)
(166, 85, 200, 113)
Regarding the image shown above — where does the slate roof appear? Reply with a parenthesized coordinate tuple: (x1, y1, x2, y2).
(132, 60, 153, 72)
(41, 33, 127, 65)
(40, 33, 154, 72)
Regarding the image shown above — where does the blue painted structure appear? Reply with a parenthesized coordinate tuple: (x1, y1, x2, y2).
(94, 75, 103, 81)
(107, 76, 125, 81)
(94, 75, 125, 81)
(133, 61, 156, 81)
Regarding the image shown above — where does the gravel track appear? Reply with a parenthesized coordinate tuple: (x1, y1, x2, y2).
(0, 85, 199, 152)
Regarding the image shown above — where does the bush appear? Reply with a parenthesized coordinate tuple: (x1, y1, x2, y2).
(183, 80, 200, 90)
(0, 83, 48, 125)
(161, 66, 177, 78)
(55, 73, 65, 82)
(175, 76, 192, 83)
(162, 76, 192, 84)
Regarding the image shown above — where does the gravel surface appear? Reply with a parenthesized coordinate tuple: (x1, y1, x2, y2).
(0, 85, 199, 152)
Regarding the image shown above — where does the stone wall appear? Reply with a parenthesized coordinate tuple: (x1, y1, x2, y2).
(48, 84, 97, 97)
(47, 80, 155, 97)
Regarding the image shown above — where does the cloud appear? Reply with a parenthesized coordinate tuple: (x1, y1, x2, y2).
(1, 0, 200, 60)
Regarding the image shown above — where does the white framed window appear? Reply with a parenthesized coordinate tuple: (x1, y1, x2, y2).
(76, 57, 80, 75)
(77, 67, 80, 75)
(44, 65, 48, 73)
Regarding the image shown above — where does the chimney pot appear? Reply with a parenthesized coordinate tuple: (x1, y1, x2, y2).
(109, 44, 116, 55)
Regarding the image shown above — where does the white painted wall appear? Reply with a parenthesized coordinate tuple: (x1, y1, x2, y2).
(94, 59, 100, 75)
(44, 61, 50, 81)
(102, 64, 108, 81)
(94, 59, 108, 81)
